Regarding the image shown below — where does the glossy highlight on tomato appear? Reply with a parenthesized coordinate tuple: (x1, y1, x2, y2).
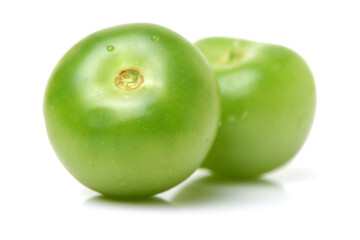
(196, 37, 316, 178)
(43, 24, 220, 198)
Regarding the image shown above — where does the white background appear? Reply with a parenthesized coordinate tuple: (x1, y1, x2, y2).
(1, 0, 359, 239)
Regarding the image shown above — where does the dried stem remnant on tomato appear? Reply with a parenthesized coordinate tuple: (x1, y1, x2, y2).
(218, 41, 244, 65)
(115, 67, 144, 90)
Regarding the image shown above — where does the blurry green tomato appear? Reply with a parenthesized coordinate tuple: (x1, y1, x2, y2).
(196, 37, 316, 178)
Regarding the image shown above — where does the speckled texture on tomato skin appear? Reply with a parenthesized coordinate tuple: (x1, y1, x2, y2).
(196, 37, 316, 178)
(43, 24, 220, 198)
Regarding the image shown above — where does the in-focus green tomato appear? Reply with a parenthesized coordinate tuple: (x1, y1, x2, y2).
(195, 37, 316, 178)
(44, 24, 220, 198)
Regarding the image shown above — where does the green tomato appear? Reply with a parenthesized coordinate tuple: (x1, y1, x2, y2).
(43, 23, 220, 198)
(195, 37, 316, 178)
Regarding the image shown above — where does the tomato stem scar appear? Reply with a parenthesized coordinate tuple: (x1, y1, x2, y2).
(115, 67, 144, 90)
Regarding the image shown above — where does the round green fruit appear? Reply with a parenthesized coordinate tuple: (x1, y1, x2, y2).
(44, 24, 220, 198)
(195, 37, 316, 178)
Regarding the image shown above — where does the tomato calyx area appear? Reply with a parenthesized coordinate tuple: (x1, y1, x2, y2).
(218, 41, 244, 65)
(115, 67, 144, 90)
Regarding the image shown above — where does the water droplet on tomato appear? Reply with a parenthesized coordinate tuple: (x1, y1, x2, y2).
(106, 45, 115, 52)
(119, 180, 128, 186)
(227, 115, 236, 123)
(151, 35, 160, 42)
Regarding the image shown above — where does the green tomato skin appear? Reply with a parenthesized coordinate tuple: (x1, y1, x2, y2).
(195, 37, 316, 178)
(44, 24, 220, 198)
